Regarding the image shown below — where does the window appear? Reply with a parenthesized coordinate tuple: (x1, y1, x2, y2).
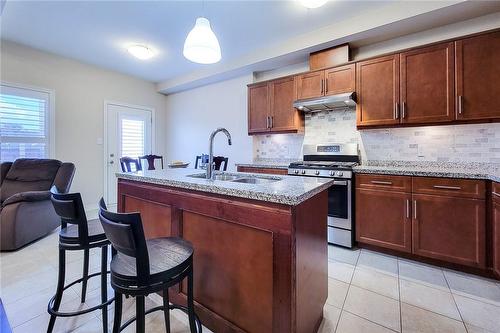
(120, 117, 145, 158)
(0, 84, 54, 162)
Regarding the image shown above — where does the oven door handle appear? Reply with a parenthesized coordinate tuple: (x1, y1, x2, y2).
(332, 180, 348, 186)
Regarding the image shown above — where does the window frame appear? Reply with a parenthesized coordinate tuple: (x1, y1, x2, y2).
(0, 81, 55, 160)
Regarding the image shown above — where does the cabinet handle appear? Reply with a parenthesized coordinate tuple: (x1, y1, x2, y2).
(266, 116, 270, 129)
(320, 79, 324, 94)
(270, 116, 274, 128)
(402, 102, 406, 119)
(406, 199, 410, 219)
(458, 95, 463, 115)
(493, 192, 500, 198)
(414, 200, 417, 220)
(394, 103, 400, 119)
(370, 180, 393, 185)
(433, 185, 462, 190)
(325, 78, 329, 93)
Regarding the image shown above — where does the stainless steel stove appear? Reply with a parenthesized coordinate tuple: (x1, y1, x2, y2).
(288, 143, 359, 248)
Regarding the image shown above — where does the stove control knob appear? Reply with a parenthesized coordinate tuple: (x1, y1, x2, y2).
(301, 170, 306, 175)
(315, 171, 320, 176)
(337, 171, 344, 177)
(294, 170, 299, 175)
(330, 171, 335, 176)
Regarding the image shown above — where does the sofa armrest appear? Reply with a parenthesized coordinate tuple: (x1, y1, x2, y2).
(2, 190, 51, 207)
(1, 162, 12, 186)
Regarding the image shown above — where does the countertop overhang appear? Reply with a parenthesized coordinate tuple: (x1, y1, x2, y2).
(116, 168, 334, 206)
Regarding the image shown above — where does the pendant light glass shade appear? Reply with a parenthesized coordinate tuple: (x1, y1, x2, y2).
(183, 17, 221, 64)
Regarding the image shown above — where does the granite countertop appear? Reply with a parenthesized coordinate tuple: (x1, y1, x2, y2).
(353, 161, 500, 182)
(116, 168, 334, 206)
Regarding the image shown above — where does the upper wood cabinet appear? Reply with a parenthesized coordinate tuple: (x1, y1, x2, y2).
(248, 82, 270, 134)
(455, 31, 500, 121)
(247, 76, 303, 135)
(296, 64, 355, 100)
(296, 70, 324, 100)
(356, 55, 400, 127)
(325, 64, 356, 96)
(400, 42, 455, 124)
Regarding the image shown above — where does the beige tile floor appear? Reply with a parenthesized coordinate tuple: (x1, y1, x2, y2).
(2, 229, 500, 333)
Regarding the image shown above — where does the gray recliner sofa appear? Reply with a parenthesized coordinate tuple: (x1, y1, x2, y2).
(0, 158, 75, 251)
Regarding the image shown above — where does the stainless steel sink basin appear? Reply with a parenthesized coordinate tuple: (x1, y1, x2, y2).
(186, 173, 241, 181)
(231, 177, 281, 184)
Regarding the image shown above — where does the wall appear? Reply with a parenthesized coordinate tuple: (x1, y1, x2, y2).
(0, 40, 168, 213)
(254, 110, 500, 164)
(164, 74, 253, 171)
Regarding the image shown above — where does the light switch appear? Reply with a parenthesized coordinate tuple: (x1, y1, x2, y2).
(96, 138, 103, 145)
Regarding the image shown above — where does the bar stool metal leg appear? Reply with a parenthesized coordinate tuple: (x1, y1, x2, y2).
(101, 245, 108, 333)
(47, 248, 66, 333)
(81, 248, 89, 303)
(163, 285, 171, 333)
(112, 292, 123, 333)
(187, 266, 197, 333)
(136, 296, 146, 333)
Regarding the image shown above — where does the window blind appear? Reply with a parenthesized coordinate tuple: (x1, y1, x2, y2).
(0, 85, 51, 162)
(121, 118, 145, 159)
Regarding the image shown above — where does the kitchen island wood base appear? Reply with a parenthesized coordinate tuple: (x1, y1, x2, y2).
(117, 178, 328, 333)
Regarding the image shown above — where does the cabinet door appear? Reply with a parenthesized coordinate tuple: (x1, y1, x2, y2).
(269, 76, 301, 132)
(412, 194, 485, 268)
(325, 64, 355, 96)
(296, 70, 324, 100)
(356, 55, 400, 126)
(456, 31, 500, 121)
(355, 188, 412, 253)
(248, 83, 270, 134)
(494, 199, 500, 277)
(400, 42, 454, 124)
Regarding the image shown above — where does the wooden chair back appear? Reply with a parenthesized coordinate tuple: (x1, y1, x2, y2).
(213, 156, 229, 171)
(119, 157, 142, 172)
(139, 154, 164, 170)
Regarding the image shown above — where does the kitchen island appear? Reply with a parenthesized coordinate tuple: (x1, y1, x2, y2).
(116, 169, 332, 333)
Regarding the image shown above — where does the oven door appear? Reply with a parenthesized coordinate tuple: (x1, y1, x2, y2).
(327, 179, 351, 230)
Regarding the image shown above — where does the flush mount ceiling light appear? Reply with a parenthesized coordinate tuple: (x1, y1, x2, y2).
(183, 17, 221, 64)
(127, 45, 154, 60)
(300, 0, 328, 8)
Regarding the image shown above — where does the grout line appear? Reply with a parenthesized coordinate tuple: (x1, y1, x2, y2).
(342, 309, 400, 333)
(397, 257, 403, 333)
(443, 270, 469, 333)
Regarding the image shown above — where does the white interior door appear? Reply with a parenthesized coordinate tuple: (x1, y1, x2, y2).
(105, 103, 152, 206)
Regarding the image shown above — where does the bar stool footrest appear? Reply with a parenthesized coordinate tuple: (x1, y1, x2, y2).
(47, 271, 114, 318)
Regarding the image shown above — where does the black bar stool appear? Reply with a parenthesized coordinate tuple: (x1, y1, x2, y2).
(98, 198, 202, 333)
(47, 187, 114, 333)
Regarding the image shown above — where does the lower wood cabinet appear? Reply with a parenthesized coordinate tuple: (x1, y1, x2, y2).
(493, 182, 500, 277)
(412, 193, 485, 268)
(355, 174, 487, 269)
(237, 166, 288, 175)
(355, 188, 412, 253)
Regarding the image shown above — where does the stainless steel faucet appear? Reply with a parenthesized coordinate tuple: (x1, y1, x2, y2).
(207, 128, 232, 179)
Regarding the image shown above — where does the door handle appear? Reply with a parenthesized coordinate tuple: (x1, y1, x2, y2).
(370, 180, 393, 185)
(433, 185, 462, 190)
(332, 180, 348, 186)
(406, 199, 410, 219)
(394, 103, 400, 119)
(413, 200, 417, 220)
(458, 95, 463, 115)
(109, 160, 114, 165)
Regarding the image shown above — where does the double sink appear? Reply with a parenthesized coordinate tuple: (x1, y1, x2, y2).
(187, 172, 281, 184)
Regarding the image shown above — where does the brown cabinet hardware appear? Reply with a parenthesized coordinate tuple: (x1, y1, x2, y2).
(402, 102, 406, 119)
(325, 78, 328, 93)
(432, 185, 462, 190)
(406, 199, 410, 219)
(394, 103, 400, 119)
(371, 180, 393, 185)
(458, 95, 463, 115)
(413, 200, 417, 220)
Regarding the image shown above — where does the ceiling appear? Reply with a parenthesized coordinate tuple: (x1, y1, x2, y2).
(2, 1, 500, 94)
(2, 1, 397, 82)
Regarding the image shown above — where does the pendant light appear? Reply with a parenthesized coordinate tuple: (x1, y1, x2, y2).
(300, 0, 328, 9)
(183, 17, 221, 64)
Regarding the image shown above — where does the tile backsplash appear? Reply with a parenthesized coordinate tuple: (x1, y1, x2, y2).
(253, 109, 500, 164)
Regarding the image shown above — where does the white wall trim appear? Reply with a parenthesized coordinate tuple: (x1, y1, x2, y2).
(102, 100, 156, 204)
(0, 81, 56, 159)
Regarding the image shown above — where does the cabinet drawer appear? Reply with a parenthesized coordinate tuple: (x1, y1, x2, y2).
(493, 182, 500, 202)
(356, 174, 412, 192)
(412, 177, 485, 199)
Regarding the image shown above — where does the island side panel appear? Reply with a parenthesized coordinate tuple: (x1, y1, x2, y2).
(117, 179, 295, 333)
(294, 190, 328, 333)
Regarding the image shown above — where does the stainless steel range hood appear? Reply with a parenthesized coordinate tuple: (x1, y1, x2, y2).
(293, 92, 356, 112)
